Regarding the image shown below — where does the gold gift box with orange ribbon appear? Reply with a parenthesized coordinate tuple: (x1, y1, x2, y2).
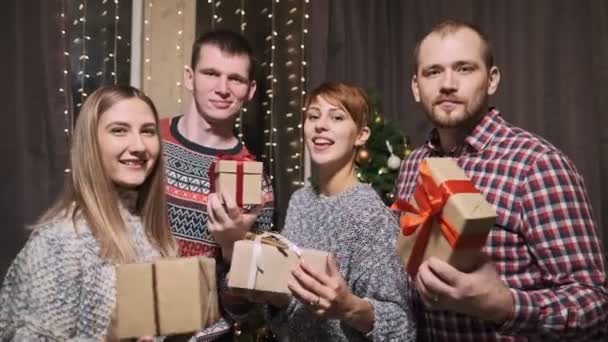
(392, 158, 497, 277)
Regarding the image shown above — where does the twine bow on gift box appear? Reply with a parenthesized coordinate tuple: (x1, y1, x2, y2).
(244, 232, 303, 289)
(391, 159, 487, 276)
(209, 153, 256, 207)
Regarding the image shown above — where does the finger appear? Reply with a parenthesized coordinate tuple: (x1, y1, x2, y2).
(292, 264, 332, 300)
(245, 203, 263, 216)
(300, 258, 332, 287)
(326, 254, 339, 277)
(136, 337, 154, 342)
(287, 274, 320, 306)
(427, 257, 460, 286)
(416, 273, 436, 308)
(208, 193, 230, 224)
(207, 194, 220, 225)
(419, 259, 455, 300)
(221, 191, 241, 219)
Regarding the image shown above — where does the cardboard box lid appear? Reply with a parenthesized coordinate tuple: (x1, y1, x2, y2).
(215, 160, 263, 174)
(115, 263, 157, 338)
(154, 257, 205, 335)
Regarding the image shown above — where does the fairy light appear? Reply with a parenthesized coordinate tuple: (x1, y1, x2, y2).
(266, 2, 277, 181)
(144, 1, 153, 85)
(175, 0, 186, 107)
(112, 0, 119, 84)
(299, 0, 309, 185)
(235, 0, 246, 141)
(76, 0, 89, 107)
(60, 0, 73, 173)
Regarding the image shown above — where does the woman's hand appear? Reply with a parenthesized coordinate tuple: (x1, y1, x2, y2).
(288, 255, 373, 333)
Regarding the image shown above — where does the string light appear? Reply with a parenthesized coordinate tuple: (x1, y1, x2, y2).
(76, 0, 88, 107)
(60, 0, 73, 174)
(175, 0, 186, 107)
(236, 0, 246, 141)
(112, 0, 119, 84)
(144, 1, 153, 86)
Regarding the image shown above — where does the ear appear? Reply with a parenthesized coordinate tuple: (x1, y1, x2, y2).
(355, 126, 371, 147)
(487, 66, 500, 95)
(247, 80, 257, 101)
(184, 65, 194, 92)
(411, 74, 421, 102)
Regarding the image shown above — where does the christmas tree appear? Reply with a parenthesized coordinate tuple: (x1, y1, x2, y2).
(356, 90, 411, 205)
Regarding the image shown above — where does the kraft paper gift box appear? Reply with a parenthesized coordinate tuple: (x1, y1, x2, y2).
(115, 256, 219, 339)
(211, 159, 263, 206)
(228, 233, 329, 295)
(392, 157, 497, 277)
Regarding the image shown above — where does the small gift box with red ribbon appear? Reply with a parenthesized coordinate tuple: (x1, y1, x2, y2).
(228, 232, 329, 295)
(210, 154, 263, 206)
(392, 158, 496, 277)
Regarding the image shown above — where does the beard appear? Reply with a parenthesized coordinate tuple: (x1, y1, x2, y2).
(424, 94, 488, 129)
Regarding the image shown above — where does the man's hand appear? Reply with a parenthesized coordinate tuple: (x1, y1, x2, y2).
(207, 191, 261, 262)
(415, 256, 514, 324)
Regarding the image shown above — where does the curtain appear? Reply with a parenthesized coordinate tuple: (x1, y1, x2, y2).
(309, 0, 608, 258)
(0, 0, 68, 279)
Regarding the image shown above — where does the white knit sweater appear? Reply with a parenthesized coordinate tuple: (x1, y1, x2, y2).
(0, 208, 161, 341)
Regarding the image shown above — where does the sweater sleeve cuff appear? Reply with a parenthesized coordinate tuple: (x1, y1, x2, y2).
(497, 288, 538, 335)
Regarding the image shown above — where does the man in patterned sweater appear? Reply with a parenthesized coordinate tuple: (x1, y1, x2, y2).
(161, 30, 274, 341)
(395, 19, 608, 340)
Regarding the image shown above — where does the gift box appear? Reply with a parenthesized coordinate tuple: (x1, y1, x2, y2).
(211, 158, 263, 206)
(115, 256, 219, 339)
(228, 233, 329, 295)
(392, 158, 496, 277)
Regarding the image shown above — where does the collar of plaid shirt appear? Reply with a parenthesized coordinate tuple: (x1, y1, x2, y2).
(425, 107, 501, 157)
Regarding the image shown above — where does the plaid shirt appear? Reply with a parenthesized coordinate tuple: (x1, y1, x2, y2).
(395, 109, 608, 341)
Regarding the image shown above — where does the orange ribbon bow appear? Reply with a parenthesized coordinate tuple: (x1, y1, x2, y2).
(391, 159, 486, 276)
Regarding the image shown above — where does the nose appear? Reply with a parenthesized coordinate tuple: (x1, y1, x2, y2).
(313, 115, 329, 132)
(440, 70, 458, 94)
(215, 76, 230, 98)
(129, 133, 146, 153)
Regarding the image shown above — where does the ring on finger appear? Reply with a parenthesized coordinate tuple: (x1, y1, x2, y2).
(310, 296, 320, 307)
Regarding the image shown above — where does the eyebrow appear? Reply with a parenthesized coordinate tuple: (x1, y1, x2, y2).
(105, 121, 156, 129)
(200, 67, 249, 82)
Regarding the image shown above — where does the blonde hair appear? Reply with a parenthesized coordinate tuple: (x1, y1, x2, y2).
(40, 85, 175, 263)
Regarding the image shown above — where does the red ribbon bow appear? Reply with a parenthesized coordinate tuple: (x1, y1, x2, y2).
(391, 159, 485, 276)
(209, 153, 256, 207)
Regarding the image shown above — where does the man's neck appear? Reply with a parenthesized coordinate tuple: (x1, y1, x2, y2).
(317, 159, 359, 197)
(436, 127, 468, 153)
(179, 103, 238, 149)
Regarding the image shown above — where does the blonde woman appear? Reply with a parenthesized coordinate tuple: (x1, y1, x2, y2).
(268, 82, 416, 341)
(0, 85, 175, 340)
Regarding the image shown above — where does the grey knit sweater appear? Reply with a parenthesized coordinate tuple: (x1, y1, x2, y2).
(270, 184, 416, 341)
(0, 208, 161, 341)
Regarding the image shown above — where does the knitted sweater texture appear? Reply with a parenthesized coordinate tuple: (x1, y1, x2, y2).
(0, 209, 161, 341)
(270, 184, 416, 341)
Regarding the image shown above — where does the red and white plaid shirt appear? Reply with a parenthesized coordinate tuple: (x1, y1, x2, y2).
(395, 109, 608, 341)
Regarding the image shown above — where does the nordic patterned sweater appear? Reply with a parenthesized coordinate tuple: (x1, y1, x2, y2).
(269, 184, 417, 341)
(161, 116, 274, 340)
(0, 208, 161, 341)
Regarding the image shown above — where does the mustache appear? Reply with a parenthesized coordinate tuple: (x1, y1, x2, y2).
(434, 96, 463, 105)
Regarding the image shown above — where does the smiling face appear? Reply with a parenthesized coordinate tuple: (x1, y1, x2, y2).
(184, 44, 256, 126)
(97, 98, 160, 189)
(304, 95, 370, 170)
(412, 27, 500, 129)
